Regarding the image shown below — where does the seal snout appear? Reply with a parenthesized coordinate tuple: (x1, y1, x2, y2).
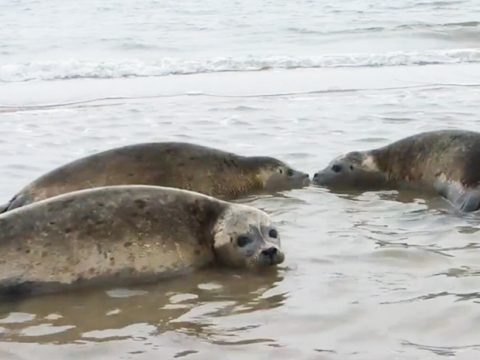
(312, 171, 326, 185)
(260, 246, 284, 266)
(293, 170, 310, 186)
(301, 172, 311, 186)
(261, 247, 277, 258)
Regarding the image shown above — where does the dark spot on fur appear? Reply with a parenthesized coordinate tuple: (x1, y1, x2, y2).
(124, 242, 132, 247)
(97, 202, 105, 207)
(182, 201, 220, 246)
(62, 199, 75, 207)
(178, 162, 185, 166)
(24, 249, 30, 254)
(135, 199, 147, 209)
(65, 228, 71, 234)
(223, 158, 238, 168)
(49, 221, 55, 226)
(128, 173, 135, 177)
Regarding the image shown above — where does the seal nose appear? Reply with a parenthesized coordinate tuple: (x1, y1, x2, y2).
(301, 172, 310, 185)
(261, 247, 278, 258)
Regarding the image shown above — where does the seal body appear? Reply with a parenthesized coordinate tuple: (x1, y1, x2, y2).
(0, 185, 284, 295)
(3, 142, 309, 212)
(313, 130, 480, 211)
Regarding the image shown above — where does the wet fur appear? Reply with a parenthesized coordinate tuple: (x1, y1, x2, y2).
(0, 186, 284, 295)
(3, 142, 307, 212)
(316, 130, 480, 212)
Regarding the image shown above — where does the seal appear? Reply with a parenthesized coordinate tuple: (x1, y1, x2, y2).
(312, 129, 480, 212)
(0, 185, 285, 296)
(2, 142, 309, 212)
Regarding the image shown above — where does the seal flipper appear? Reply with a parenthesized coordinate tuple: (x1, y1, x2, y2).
(0, 202, 9, 214)
(0, 195, 17, 214)
(457, 189, 480, 212)
(434, 179, 480, 212)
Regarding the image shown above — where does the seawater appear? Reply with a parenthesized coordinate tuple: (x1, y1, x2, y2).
(1, 0, 480, 359)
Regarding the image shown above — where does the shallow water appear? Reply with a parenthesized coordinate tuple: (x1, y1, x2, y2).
(1, 0, 480, 359)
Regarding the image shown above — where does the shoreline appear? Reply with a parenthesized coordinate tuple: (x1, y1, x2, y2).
(1, 63, 479, 109)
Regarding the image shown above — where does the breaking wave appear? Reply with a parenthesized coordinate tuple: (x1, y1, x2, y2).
(2, 49, 479, 82)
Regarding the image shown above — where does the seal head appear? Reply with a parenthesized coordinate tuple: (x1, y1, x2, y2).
(212, 204, 284, 269)
(312, 151, 389, 190)
(253, 157, 310, 192)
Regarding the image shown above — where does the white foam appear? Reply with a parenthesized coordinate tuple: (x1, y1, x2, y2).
(2, 49, 480, 82)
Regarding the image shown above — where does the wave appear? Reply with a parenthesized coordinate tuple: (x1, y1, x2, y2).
(2, 49, 480, 82)
(288, 21, 480, 36)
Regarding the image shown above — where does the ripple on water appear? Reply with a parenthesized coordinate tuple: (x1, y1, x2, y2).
(1, 60, 480, 358)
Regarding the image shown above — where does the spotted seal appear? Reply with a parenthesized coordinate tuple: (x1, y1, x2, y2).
(0, 185, 284, 295)
(313, 130, 480, 211)
(2, 142, 309, 212)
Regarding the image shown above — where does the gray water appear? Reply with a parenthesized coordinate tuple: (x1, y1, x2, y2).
(1, 0, 480, 359)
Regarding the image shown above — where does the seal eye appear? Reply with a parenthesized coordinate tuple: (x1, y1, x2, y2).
(268, 228, 278, 238)
(236, 236, 252, 247)
(331, 164, 342, 173)
(286, 169, 294, 176)
(350, 165, 354, 170)
(278, 168, 284, 174)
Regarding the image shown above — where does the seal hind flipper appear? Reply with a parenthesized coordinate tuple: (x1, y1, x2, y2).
(0, 202, 9, 214)
(0, 194, 29, 213)
(0, 194, 19, 214)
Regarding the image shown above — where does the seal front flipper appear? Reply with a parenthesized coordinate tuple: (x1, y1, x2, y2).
(456, 189, 480, 212)
(434, 179, 480, 212)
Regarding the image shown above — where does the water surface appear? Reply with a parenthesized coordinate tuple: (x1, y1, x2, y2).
(1, 0, 480, 359)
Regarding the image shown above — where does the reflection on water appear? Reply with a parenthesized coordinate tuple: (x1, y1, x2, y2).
(1, 11, 480, 356)
(0, 268, 285, 345)
(2, 85, 480, 358)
